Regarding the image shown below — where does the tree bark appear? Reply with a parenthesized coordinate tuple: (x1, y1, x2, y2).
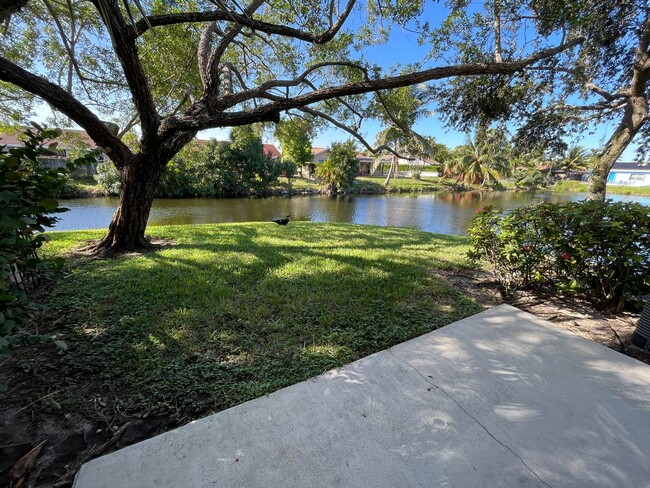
(587, 95, 648, 201)
(88, 154, 166, 253)
(384, 149, 399, 185)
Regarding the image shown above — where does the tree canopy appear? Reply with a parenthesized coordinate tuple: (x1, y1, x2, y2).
(0, 0, 584, 251)
(427, 0, 649, 199)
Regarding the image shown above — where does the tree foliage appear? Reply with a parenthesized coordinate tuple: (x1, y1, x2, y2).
(275, 118, 312, 168)
(316, 141, 359, 193)
(445, 127, 512, 187)
(426, 0, 650, 200)
(0, 0, 583, 251)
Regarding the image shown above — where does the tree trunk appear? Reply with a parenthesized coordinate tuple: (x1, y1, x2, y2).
(384, 153, 398, 185)
(89, 154, 166, 253)
(587, 95, 648, 201)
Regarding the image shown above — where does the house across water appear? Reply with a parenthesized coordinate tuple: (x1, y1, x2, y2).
(608, 162, 650, 186)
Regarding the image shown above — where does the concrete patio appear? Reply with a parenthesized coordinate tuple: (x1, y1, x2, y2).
(73, 304, 650, 488)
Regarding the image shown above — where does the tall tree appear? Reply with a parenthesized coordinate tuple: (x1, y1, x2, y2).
(0, 0, 581, 252)
(427, 0, 649, 201)
(274, 118, 313, 176)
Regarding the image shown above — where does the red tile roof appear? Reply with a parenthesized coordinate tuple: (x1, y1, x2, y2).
(263, 144, 282, 159)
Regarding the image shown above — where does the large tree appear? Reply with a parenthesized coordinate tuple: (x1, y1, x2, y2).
(427, 0, 649, 201)
(274, 117, 313, 176)
(0, 0, 581, 252)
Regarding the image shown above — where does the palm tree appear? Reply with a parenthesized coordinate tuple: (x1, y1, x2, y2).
(559, 145, 590, 171)
(374, 86, 432, 185)
(446, 128, 512, 187)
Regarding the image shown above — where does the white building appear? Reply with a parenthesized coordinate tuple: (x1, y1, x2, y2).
(608, 162, 650, 186)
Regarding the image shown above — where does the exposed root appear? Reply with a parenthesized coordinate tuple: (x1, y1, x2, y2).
(76, 236, 171, 258)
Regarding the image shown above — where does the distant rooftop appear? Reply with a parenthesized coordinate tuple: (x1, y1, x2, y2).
(0, 127, 99, 148)
(611, 161, 650, 172)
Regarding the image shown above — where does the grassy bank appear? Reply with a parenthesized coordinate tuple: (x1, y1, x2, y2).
(32, 223, 479, 422)
(551, 180, 650, 197)
(276, 175, 462, 194)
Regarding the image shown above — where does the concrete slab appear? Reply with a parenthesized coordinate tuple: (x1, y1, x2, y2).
(73, 305, 650, 488)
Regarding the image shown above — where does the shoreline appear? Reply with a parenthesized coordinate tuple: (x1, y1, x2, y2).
(60, 178, 650, 200)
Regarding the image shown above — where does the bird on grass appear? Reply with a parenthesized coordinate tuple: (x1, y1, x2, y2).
(271, 214, 290, 226)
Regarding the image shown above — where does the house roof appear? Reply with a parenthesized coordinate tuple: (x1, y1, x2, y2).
(0, 127, 99, 148)
(263, 144, 282, 159)
(611, 161, 650, 172)
(356, 153, 374, 162)
(0, 129, 282, 160)
(311, 147, 328, 156)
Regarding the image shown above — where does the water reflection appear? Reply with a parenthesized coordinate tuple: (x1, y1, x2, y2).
(55, 191, 650, 236)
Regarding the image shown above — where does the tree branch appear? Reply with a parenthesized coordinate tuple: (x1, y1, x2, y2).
(297, 106, 402, 159)
(161, 37, 585, 133)
(92, 0, 160, 140)
(0, 56, 133, 165)
(135, 0, 356, 44)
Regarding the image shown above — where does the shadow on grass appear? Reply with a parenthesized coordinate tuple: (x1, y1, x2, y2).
(40, 222, 479, 421)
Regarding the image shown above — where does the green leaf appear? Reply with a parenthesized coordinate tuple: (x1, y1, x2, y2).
(37, 198, 59, 211)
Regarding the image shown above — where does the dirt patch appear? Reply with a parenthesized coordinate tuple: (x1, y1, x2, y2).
(68, 237, 176, 259)
(2, 270, 648, 487)
(0, 353, 172, 488)
(433, 268, 649, 365)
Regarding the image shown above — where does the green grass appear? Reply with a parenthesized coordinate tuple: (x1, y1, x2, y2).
(275, 176, 460, 194)
(274, 176, 321, 191)
(356, 176, 459, 192)
(551, 180, 650, 196)
(61, 175, 104, 197)
(39, 223, 479, 421)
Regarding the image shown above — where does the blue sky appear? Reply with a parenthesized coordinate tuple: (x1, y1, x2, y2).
(30, 1, 635, 160)
(199, 1, 631, 159)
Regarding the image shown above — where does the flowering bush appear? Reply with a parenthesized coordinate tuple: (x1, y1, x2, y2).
(468, 200, 650, 309)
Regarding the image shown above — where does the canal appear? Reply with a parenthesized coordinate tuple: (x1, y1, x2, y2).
(55, 191, 650, 235)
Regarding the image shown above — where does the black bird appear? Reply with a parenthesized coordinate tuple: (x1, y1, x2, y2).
(271, 214, 290, 226)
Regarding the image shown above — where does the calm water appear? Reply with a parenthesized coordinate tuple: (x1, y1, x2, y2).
(54, 191, 650, 235)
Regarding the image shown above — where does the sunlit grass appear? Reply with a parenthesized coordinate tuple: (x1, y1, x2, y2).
(40, 222, 479, 421)
(552, 180, 650, 197)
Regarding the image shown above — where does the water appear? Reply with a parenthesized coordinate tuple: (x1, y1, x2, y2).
(54, 191, 650, 235)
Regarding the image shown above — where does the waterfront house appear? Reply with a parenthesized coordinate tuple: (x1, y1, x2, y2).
(607, 162, 650, 186)
(0, 127, 105, 176)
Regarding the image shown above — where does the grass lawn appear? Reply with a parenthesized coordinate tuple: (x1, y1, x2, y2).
(36, 222, 479, 421)
(275, 176, 462, 194)
(551, 180, 650, 197)
(356, 176, 451, 192)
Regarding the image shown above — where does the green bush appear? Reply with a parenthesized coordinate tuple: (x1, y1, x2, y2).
(316, 141, 359, 193)
(468, 200, 650, 309)
(513, 168, 547, 190)
(96, 159, 121, 195)
(0, 127, 91, 356)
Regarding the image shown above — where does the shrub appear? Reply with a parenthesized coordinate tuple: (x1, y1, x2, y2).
(1, 127, 91, 357)
(513, 168, 547, 190)
(468, 200, 650, 309)
(316, 141, 359, 193)
(96, 159, 121, 195)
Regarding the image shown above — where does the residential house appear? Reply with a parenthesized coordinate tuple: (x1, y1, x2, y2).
(306, 147, 392, 177)
(262, 144, 282, 160)
(304, 147, 330, 176)
(0, 127, 104, 176)
(607, 162, 650, 186)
